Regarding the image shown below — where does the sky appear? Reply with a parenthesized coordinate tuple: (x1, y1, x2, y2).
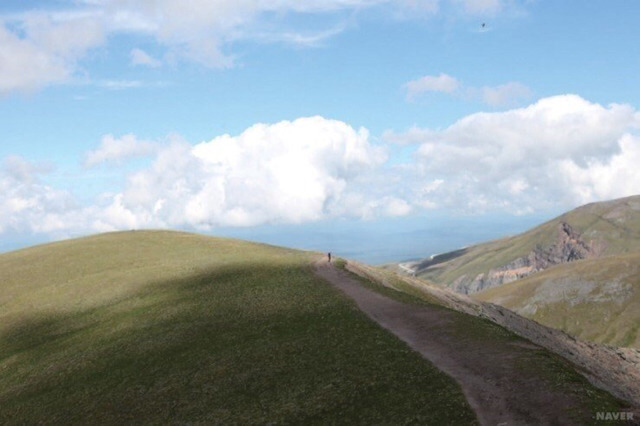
(1, 0, 640, 263)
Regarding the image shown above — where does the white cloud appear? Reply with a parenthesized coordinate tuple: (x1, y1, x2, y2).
(247, 24, 348, 48)
(0, 117, 395, 235)
(402, 94, 640, 211)
(110, 116, 386, 228)
(4, 96, 639, 237)
(2, 156, 52, 183)
(0, 15, 105, 94)
(405, 73, 460, 100)
(0, 1, 379, 91)
(559, 134, 640, 205)
(0, 157, 82, 234)
(130, 48, 161, 67)
(404, 73, 532, 106)
(78, 117, 387, 232)
(84, 134, 157, 167)
(99, 0, 384, 67)
(1, 1, 531, 92)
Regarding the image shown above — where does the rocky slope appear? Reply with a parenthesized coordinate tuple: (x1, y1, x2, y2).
(475, 252, 640, 349)
(451, 221, 602, 293)
(410, 195, 640, 294)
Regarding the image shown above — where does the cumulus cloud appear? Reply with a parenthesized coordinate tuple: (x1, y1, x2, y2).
(84, 134, 158, 167)
(1, 117, 395, 235)
(4, 96, 640, 237)
(559, 134, 640, 204)
(401, 94, 640, 211)
(105, 117, 386, 228)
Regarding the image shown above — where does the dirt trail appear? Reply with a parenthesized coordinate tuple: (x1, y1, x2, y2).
(314, 259, 587, 426)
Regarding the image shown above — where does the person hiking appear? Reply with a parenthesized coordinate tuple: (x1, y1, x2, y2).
(328, 252, 332, 263)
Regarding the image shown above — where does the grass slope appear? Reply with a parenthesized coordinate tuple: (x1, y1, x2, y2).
(0, 231, 476, 424)
(338, 262, 628, 423)
(418, 195, 640, 287)
(475, 253, 640, 349)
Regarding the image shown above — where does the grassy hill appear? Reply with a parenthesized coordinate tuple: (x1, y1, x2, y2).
(0, 231, 477, 424)
(475, 252, 640, 349)
(414, 195, 640, 293)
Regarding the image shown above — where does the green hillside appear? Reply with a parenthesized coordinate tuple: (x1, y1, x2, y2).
(416, 195, 640, 292)
(0, 231, 476, 424)
(475, 253, 640, 349)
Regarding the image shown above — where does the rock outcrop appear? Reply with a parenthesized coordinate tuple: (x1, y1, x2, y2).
(452, 222, 602, 294)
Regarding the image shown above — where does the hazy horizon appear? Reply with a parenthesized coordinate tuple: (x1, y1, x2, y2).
(1, 210, 557, 265)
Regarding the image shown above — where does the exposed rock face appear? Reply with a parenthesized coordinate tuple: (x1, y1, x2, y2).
(452, 222, 602, 294)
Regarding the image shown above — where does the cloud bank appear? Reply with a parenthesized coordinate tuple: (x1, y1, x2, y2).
(2, 95, 638, 237)
(0, 117, 387, 235)
(408, 94, 640, 212)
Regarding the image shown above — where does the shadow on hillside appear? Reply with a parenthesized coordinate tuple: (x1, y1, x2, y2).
(0, 261, 474, 425)
(0, 262, 330, 423)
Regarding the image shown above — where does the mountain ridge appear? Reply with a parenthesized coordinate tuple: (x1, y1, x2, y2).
(407, 194, 640, 294)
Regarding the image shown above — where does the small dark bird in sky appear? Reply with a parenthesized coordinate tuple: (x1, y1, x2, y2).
(482, 23, 486, 28)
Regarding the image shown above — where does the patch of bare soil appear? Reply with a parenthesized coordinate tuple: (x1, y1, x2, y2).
(315, 260, 594, 425)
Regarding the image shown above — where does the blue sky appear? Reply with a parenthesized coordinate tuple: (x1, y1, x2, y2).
(1, 0, 640, 263)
